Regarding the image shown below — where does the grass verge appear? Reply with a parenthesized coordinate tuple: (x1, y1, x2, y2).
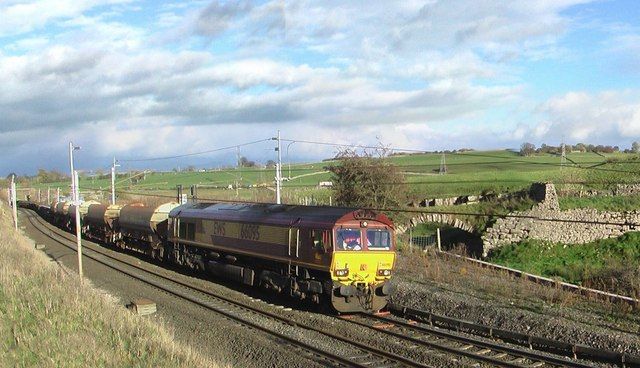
(559, 194, 640, 211)
(488, 234, 640, 298)
(0, 203, 224, 368)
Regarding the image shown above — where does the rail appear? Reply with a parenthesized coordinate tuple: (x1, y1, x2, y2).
(388, 304, 640, 367)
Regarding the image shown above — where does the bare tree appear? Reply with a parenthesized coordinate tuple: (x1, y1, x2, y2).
(326, 148, 405, 208)
(519, 142, 536, 156)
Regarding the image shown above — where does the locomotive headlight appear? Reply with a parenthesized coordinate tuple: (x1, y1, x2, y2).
(377, 269, 392, 277)
(334, 268, 349, 277)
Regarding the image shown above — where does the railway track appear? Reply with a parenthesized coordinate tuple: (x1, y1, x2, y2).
(342, 313, 597, 368)
(22, 209, 425, 368)
(21, 209, 630, 368)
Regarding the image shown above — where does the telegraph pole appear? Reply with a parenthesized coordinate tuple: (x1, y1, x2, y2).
(10, 175, 17, 230)
(74, 170, 83, 279)
(111, 157, 120, 205)
(274, 130, 282, 204)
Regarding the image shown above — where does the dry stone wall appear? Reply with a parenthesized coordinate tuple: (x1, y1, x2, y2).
(615, 183, 640, 196)
(482, 183, 640, 257)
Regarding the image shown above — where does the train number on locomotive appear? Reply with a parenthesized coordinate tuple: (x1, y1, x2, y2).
(240, 223, 260, 241)
(212, 221, 226, 237)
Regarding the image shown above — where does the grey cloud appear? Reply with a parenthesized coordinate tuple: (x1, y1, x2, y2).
(195, 1, 253, 36)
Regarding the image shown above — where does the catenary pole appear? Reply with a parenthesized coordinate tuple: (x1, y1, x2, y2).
(275, 130, 282, 204)
(69, 142, 75, 200)
(111, 157, 119, 205)
(10, 175, 17, 230)
(74, 170, 83, 279)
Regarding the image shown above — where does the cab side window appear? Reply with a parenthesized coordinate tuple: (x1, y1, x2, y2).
(179, 220, 196, 240)
(312, 230, 332, 253)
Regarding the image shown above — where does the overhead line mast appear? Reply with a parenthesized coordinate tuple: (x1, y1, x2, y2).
(111, 157, 120, 205)
(274, 130, 282, 204)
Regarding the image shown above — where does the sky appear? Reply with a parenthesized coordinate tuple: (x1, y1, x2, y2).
(1, 0, 640, 175)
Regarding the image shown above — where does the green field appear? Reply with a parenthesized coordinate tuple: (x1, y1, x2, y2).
(23, 150, 640, 206)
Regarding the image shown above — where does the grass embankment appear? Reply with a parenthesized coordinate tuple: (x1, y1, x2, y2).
(0, 204, 223, 367)
(489, 234, 640, 298)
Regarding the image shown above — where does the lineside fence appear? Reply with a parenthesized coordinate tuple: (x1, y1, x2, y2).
(437, 251, 640, 308)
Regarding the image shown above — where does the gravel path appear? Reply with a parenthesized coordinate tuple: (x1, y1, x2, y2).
(390, 253, 640, 357)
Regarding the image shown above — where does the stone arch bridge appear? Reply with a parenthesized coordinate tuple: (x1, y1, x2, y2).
(396, 212, 476, 234)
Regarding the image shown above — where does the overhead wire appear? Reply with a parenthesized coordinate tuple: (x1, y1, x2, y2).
(117, 138, 272, 162)
(80, 185, 640, 227)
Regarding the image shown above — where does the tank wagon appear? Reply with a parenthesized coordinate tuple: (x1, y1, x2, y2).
(69, 201, 100, 231)
(118, 202, 179, 260)
(53, 201, 71, 227)
(84, 204, 123, 244)
(20, 199, 397, 313)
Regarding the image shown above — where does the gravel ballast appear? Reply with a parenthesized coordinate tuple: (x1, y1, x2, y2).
(390, 252, 640, 357)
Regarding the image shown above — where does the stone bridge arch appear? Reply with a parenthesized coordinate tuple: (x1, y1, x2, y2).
(396, 212, 476, 234)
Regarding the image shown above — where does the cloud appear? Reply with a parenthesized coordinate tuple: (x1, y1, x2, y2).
(194, 0, 253, 37)
(0, 0, 133, 37)
(3, 0, 634, 176)
(515, 91, 640, 144)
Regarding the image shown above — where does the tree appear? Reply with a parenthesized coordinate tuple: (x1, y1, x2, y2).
(632, 141, 640, 153)
(326, 149, 405, 208)
(265, 160, 276, 168)
(239, 156, 256, 168)
(519, 142, 536, 157)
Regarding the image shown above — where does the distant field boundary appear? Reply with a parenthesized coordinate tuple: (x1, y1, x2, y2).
(438, 251, 640, 307)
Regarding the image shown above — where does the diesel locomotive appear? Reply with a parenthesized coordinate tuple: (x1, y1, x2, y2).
(20, 199, 397, 313)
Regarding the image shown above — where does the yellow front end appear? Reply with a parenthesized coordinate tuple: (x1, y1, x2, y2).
(330, 251, 395, 313)
(331, 251, 395, 285)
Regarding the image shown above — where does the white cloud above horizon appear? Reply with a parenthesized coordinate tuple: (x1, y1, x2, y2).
(1, 0, 640, 175)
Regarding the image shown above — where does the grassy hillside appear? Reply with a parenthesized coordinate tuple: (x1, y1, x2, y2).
(25, 150, 640, 205)
(0, 204, 224, 367)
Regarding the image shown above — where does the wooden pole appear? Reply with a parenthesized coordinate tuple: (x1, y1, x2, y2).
(409, 227, 413, 252)
(437, 228, 442, 252)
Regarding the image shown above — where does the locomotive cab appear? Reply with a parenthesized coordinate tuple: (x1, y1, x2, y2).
(329, 212, 396, 313)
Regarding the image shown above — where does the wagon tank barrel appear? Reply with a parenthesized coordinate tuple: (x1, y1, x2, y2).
(119, 203, 179, 234)
(86, 204, 122, 230)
